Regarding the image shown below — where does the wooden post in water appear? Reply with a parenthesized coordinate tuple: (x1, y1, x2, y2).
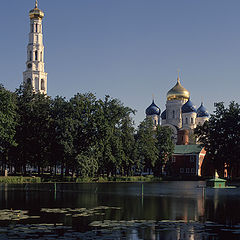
(54, 183, 57, 200)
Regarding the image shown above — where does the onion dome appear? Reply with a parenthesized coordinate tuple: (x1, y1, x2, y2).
(29, 0, 44, 20)
(197, 103, 209, 117)
(182, 98, 197, 113)
(145, 100, 161, 116)
(161, 109, 166, 119)
(167, 76, 190, 101)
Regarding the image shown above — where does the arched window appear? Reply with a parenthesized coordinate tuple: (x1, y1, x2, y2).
(29, 51, 32, 61)
(35, 24, 38, 32)
(31, 24, 34, 33)
(185, 118, 188, 124)
(40, 52, 43, 61)
(191, 118, 194, 124)
(35, 51, 38, 61)
(172, 110, 175, 119)
(41, 79, 45, 91)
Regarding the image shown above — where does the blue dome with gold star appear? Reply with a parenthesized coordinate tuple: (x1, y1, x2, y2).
(197, 103, 209, 117)
(146, 100, 161, 116)
(182, 99, 197, 113)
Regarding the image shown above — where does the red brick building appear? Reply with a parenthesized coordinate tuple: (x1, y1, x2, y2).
(170, 145, 206, 177)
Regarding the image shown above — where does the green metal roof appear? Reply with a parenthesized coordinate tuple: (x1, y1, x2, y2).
(174, 145, 203, 155)
(207, 178, 226, 182)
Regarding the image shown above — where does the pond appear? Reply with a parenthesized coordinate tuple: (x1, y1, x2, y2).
(0, 181, 240, 239)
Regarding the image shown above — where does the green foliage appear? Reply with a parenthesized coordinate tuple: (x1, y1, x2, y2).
(76, 175, 162, 183)
(0, 176, 41, 183)
(14, 83, 51, 173)
(135, 118, 158, 173)
(0, 84, 175, 179)
(0, 85, 17, 171)
(153, 126, 174, 177)
(195, 101, 240, 178)
(76, 153, 98, 178)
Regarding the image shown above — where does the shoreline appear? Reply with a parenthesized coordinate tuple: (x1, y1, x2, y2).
(0, 175, 219, 184)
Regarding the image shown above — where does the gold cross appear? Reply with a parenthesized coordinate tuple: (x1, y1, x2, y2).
(177, 69, 180, 82)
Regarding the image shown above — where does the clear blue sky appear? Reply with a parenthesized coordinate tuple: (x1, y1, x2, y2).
(1, 0, 240, 125)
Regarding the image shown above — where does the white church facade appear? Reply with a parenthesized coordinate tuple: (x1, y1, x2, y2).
(23, 0, 48, 95)
(145, 75, 209, 143)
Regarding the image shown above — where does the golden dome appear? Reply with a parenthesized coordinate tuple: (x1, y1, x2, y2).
(29, 0, 44, 20)
(167, 76, 190, 101)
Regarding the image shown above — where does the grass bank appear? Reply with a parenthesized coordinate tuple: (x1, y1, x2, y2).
(0, 176, 41, 184)
(76, 175, 162, 183)
(0, 175, 205, 184)
(40, 175, 162, 183)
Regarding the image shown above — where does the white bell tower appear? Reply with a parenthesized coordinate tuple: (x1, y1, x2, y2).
(23, 0, 48, 94)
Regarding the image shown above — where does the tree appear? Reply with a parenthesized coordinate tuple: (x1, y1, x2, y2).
(69, 93, 99, 176)
(136, 117, 158, 174)
(95, 95, 134, 176)
(153, 126, 174, 177)
(0, 85, 17, 173)
(195, 101, 240, 178)
(14, 83, 51, 174)
(49, 96, 74, 175)
(119, 115, 137, 176)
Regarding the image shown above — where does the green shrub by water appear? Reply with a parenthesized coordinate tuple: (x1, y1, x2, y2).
(76, 175, 162, 183)
(0, 176, 41, 184)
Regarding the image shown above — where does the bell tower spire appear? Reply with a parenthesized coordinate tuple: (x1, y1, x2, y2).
(23, 0, 48, 94)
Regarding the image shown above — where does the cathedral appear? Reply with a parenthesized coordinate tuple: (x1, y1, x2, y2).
(23, 0, 48, 95)
(145, 74, 209, 144)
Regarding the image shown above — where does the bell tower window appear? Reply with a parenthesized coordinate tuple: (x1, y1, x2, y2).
(41, 79, 45, 91)
(35, 51, 38, 61)
(172, 110, 175, 119)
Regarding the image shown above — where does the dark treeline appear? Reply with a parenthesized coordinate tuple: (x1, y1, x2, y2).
(0, 84, 174, 178)
(195, 101, 240, 179)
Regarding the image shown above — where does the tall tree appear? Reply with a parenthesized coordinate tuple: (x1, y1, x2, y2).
(95, 95, 134, 176)
(0, 85, 17, 173)
(153, 126, 174, 177)
(49, 96, 74, 175)
(119, 115, 137, 176)
(136, 117, 158, 174)
(195, 101, 240, 178)
(14, 83, 51, 174)
(69, 93, 99, 176)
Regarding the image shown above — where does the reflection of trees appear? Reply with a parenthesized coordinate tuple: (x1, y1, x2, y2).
(204, 191, 240, 225)
(3, 182, 240, 230)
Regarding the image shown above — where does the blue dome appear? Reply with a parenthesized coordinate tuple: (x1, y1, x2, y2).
(182, 99, 197, 113)
(145, 100, 161, 116)
(197, 103, 209, 117)
(161, 109, 166, 119)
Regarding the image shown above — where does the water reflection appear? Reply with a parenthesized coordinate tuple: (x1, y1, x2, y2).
(0, 181, 239, 239)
